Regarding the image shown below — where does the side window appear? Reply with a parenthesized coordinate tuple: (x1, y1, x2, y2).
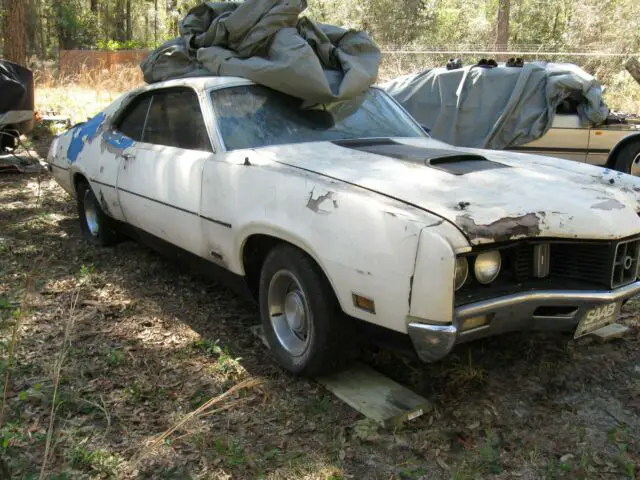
(143, 89, 212, 152)
(116, 95, 152, 141)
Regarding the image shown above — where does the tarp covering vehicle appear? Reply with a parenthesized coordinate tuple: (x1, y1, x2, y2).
(382, 62, 610, 150)
(141, 0, 381, 105)
(0, 60, 34, 151)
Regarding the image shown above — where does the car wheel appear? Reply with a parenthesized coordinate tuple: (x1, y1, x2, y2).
(611, 141, 640, 175)
(0, 129, 18, 152)
(259, 245, 349, 376)
(77, 181, 119, 246)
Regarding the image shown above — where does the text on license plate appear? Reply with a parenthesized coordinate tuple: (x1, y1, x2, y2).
(574, 302, 620, 338)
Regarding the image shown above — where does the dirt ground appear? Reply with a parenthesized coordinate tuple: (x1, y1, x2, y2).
(1, 159, 640, 478)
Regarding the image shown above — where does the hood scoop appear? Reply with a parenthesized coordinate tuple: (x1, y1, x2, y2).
(332, 138, 509, 175)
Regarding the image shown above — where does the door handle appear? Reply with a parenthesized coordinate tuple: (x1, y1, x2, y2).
(122, 153, 135, 161)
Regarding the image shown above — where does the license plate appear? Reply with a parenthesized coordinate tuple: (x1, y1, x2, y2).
(574, 302, 620, 338)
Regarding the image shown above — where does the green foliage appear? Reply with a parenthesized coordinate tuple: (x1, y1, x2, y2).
(107, 348, 125, 366)
(96, 39, 148, 51)
(67, 445, 121, 474)
(50, 0, 99, 49)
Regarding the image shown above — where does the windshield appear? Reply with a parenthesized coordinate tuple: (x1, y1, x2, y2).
(209, 85, 426, 150)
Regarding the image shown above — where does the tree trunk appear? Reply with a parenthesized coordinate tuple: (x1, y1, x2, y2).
(4, 0, 27, 65)
(90, 0, 98, 13)
(126, 0, 132, 41)
(115, 0, 125, 42)
(625, 58, 640, 87)
(154, 0, 158, 45)
(494, 0, 510, 52)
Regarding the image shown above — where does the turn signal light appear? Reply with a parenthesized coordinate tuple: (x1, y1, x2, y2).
(460, 315, 488, 331)
(352, 294, 376, 314)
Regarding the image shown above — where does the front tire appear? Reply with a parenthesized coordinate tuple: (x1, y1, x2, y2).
(259, 245, 348, 376)
(611, 141, 640, 175)
(77, 181, 119, 246)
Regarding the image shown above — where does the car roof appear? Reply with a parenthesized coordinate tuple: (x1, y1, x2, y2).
(133, 76, 255, 94)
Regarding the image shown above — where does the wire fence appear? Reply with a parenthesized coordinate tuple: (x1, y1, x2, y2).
(380, 45, 640, 58)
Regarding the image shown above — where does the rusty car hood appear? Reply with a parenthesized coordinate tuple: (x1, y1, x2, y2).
(258, 137, 640, 245)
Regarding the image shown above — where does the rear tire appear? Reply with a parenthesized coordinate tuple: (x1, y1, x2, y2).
(610, 141, 640, 175)
(77, 181, 119, 246)
(0, 129, 18, 153)
(259, 245, 350, 376)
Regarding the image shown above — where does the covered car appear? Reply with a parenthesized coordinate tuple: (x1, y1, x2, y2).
(45, 77, 640, 375)
(0, 60, 34, 151)
(382, 62, 640, 175)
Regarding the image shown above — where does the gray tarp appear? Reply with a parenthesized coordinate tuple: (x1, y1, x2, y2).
(141, 0, 381, 105)
(381, 62, 609, 150)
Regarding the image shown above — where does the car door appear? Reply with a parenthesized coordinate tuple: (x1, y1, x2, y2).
(94, 94, 151, 222)
(116, 87, 214, 256)
(586, 126, 633, 167)
(514, 114, 589, 162)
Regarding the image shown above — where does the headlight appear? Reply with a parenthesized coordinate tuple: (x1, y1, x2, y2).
(474, 251, 501, 284)
(454, 257, 469, 291)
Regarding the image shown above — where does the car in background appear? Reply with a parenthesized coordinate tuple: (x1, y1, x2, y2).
(0, 60, 35, 152)
(507, 101, 640, 175)
(46, 77, 640, 376)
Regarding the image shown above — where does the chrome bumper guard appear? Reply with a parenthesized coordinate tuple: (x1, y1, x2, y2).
(409, 280, 640, 363)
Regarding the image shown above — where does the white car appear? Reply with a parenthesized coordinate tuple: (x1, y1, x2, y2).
(46, 77, 640, 376)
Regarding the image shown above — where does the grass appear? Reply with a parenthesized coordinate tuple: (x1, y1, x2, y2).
(33, 64, 143, 125)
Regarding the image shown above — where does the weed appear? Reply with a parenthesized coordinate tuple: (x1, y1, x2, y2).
(479, 437, 502, 474)
(194, 338, 222, 356)
(312, 395, 331, 414)
(107, 349, 125, 367)
(78, 264, 95, 284)
(214, 438, 246, 466)
(449, 350, 486, 390)
(608, 426, 636, 479)
(67, 445, 121, 475)
(398, 466, 426, 479)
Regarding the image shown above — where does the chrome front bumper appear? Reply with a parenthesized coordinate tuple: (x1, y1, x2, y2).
(408, 280, 640, 363)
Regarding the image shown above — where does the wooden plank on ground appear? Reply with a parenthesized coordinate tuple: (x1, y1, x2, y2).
(625, 57, 640, 87)
(590, 323, 629, 342)
(317, 363, 432, 427)
(251, 325, 432, 427)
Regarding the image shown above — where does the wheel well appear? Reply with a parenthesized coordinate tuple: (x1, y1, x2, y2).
(241, 234, 334, 302)
(606, 134, 640, 169)
(73, 173, 88, 193)
(242, 235, 285, 300)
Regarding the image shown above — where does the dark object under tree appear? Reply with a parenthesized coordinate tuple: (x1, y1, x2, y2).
(0, 60, 35, 153)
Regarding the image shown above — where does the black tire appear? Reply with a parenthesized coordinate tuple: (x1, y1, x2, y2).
(610, 141, 640, 175)
(77, 181, 119, 246)
(259, 245, 350, 376)
(0, 129, 18, 152)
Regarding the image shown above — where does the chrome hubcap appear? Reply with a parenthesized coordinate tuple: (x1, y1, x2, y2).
(268, 270, 310, 356)
(630, 153, 640, 177)
(84, 191, 100, 237)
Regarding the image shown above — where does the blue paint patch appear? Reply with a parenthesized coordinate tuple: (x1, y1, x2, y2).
(67, 112, 107, 162)
(103, 130, 135, 150)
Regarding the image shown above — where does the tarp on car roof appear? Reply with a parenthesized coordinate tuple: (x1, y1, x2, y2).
(0, 60, 34, 129)
(381, 62, 609, 150)
(141, 0, 381, 105)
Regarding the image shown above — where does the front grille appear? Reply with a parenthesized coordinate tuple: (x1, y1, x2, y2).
(550, 242, 613, 287)
(456, 235, 640, 306)
(612, 237, 640, 288)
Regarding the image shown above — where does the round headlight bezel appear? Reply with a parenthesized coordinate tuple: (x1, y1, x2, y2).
(454, 256, 469, 291)
(474, 250, 502, 285)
